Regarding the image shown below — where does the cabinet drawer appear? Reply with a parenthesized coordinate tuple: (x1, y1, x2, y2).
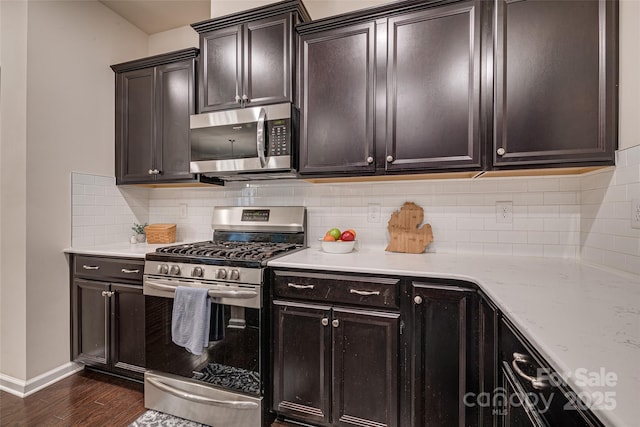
(74, 255, 144, 284)
(273, 270, 399, 309)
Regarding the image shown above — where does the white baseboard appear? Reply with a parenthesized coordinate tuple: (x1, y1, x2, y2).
(0, 362, 84, 397)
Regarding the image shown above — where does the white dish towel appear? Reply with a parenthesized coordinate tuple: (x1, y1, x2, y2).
(171, 286, 211, 355)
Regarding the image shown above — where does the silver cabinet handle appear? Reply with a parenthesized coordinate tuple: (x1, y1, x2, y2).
(512, 352, 549, 390)
(497, 147, 506, 156)
(414, 296, 423, 305)
(101, 291, 114, 297)
(121, 269, 140, 274)
(287, 283, 314, 290)
(367, 156, 374, 164)
(256, 107, 267, 168)
(332, 319, 339, 328)
(349, 289, 380, 296)
(147, 376, 258, 409)
(83, 265, 100, 270)
(386, 155, 394, 163)
(321, 318, 329, 326)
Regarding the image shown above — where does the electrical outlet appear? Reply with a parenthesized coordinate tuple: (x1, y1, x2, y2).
(496, 201, 513, 224)
(367, 203, 381, 223)
(179, 203, 188, 219)
(632, 199, 640, 230)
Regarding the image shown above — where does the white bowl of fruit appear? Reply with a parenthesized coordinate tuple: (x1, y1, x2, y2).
(320, 228, 357, 254)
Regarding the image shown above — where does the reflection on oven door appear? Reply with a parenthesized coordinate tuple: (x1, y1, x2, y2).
(145, 371, 262, 427)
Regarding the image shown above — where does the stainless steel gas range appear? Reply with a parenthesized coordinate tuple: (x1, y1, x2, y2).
(143, 206, 306, 427)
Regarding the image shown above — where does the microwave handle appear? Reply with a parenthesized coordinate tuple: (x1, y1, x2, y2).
(256, 107, 267, 168)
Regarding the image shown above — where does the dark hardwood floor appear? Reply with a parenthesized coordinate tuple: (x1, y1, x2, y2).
(0, 369, 145, 426)
(0, 369, 300, 427)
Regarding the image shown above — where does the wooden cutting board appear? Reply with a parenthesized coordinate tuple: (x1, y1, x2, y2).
(385, 202, 433, 254)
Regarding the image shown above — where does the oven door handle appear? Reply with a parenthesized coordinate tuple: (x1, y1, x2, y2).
(145, 280, 258, 299)
(147, 376, 259, 409)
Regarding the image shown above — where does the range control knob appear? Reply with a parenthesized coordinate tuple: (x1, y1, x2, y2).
(215, 269, 227, 280)
(191, 266, 204, 278)
(229, 269, 240, 281)
(169, 265, 181, 276)
(157, 264, 169, 274)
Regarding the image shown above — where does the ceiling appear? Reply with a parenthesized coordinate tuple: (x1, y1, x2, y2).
(99, 0, 210, 34)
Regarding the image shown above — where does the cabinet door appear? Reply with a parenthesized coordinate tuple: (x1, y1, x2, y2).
(272, 301, 332, 425)
(116, 68, 155, 184)
(155, 59, 196, 182)
(411, 282, 474, 427)
(110, 284, 145, 379)
(332, 308, 399, 427)
(298, 22, 377, 175)
(200, 25, 243, 112)
(244, 15, 291, 106)
(72, 279, 109, 369)
(386, 1, 482, 172)
(493, 0, 617, 167)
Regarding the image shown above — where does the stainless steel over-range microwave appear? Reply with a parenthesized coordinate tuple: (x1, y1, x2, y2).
(190, 103, 298, 180)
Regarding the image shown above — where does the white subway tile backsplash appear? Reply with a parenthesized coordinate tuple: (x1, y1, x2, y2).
(70, 145, 640, 276)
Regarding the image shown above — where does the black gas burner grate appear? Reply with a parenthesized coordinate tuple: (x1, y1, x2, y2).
(155, 241, 301, 261)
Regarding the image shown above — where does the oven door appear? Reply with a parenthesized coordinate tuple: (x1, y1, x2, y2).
(143, 275, 264, 426)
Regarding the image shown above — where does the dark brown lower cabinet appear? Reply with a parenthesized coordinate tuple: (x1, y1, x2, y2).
(272, 300, 399, 426)
(409, 282, 477, 427)
(498, 318, 603, 427)
(72, 278, 145, 380)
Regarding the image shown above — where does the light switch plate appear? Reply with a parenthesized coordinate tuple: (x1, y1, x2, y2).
(632, 199, 640, 229)
(367, 204, 381, 223)
(496, 201, 513, 224)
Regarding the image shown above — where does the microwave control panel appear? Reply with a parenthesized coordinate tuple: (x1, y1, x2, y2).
(268, 119, 290, 157)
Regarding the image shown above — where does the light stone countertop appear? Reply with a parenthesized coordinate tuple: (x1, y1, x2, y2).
(268, 246, 640, 427)
(64, 242, 178, 258)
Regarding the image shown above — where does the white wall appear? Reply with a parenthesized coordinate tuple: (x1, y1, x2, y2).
(148, 25, 198, 56)
(0, 0, 148, 388)
(619, 0, 640, 150)
(0, 0, 28, 383)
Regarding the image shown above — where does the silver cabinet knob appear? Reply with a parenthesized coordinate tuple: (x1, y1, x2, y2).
(321, 318, 329, 326)
(386, 155, 394, 163)
(367, 156, 374, 164)
(148, 169, 154, 175)
(235, 95, 241, 103)
(332, 319, 339, 328)
(414, 296, 423, 305)
(169, 265, 181, 276)
(497, 147, 506, 156)
(242, 94, 248, 101)
(229, 269, 240, 280)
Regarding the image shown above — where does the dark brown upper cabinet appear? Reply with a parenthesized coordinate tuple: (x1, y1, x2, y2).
(492, 0, 618, 168)
(111, 48, 198, 185)
(297, 0, 486, 177)
(298, 21, 377, 175)
(191, 0, 310, 113)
